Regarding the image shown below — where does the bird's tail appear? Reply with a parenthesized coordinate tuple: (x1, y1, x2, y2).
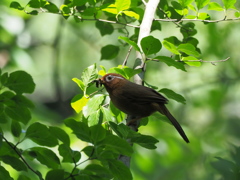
(156, 104, 189, 143)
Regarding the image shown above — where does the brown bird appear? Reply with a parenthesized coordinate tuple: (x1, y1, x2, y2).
(97, 73, 189, 143)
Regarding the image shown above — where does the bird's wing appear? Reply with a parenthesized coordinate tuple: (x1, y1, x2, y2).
(121, 82, 168, 104)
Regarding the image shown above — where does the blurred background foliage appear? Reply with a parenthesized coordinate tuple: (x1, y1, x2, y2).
(1, 0, 240, 179)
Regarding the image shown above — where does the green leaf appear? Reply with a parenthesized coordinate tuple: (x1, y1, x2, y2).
(154, 56, 186, 72)
(18, 175, 31, 180)
(222, 0, 236, 10)
(72, 0, 87, 6)
(46, 169, 65, 180)
(90, 125, 106, 144)
(178, 0, 194, 7)
(100, 106, 114, 122)
(81, 146, 95, 157)
(64, 118, 90, 142)
(131, 134, 159, 149)
(108, 121, 123, 138)
(28, 10, 39, 15)
(5, 70, 35, 94)
(1, 72, 9, 85)
(96, 21, 114, 36)
(208, 2, 224, 11)
(182, 56, 201, 67)
(0, 166, 14, 180)
(118, 36, 140, 51)
(102, 4, 118, 14)
(27, 0, 41, 8)
(71, 94, 89, 113)
(72, 78, 85, 90)
(83, 164, 112, 179)
(196, 0, 210, 10)
(25, 147, 60, 169)
(87, 110, 101, 126)
(58, 144, 81, 163)
(162, 40, 180, 55)
(177, 43, 200, 57)
(109, 102, 125, 123)
(101, 45, 120, 60)
(123, 10, 140, 20)
(60, 4, 71, 17)
(13, 94, 34, 108)
(5, 105, 31, 124)
(11, 120, 21, 137)
(159, 88, 186, 104)
(198, 12, 210, 20)
(0, 111, 8, 124)
(0, 142, 18, 157)
(82, 94, 105, 118)
(26, 122, 59, 147)
(107, 160, 132, 180)
(44, 1, 59, 13)
(1, 155, 27, 171)
(49, 126, 70, 146)
(235, 11, 240, 17)
(115, 0, 130, 12)
(140, 36, 162, 55)
(10, 1, 24, 10)
(102, 135, 133, 156)
(81, 63, 98, 87)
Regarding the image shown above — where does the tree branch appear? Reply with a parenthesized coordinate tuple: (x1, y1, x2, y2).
(122, 46, 133, 66)
(119, 0, 161, 168)
(1, 135, 43, 180)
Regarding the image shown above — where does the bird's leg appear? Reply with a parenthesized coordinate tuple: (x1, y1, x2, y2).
(126, 116, 141, 131)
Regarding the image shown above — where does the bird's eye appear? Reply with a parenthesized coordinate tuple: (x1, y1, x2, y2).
(106, 75, 114, 82)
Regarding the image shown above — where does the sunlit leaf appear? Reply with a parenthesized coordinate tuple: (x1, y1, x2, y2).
(222, 0, 237, 10)
(118, 36, 140, 51)
(0, 166, 14, 180)
(123, 10, 140, 20)
(208, 2, 224, 11)
(162, 40, 180, 55)
(182, 56, 201, 67)
(178, 43, 200, 57)
(71, 94, 89, 113)
(115, 0, 130, 12)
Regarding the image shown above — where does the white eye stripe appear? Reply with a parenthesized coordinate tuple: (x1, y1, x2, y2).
(105, 75, 124, 82)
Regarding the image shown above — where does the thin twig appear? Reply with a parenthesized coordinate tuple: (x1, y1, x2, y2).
(182, 57, 230, 63)
(122, 46, 133, 66)
(154, 17, 240, 23)
(149, 57, 230, 64)
(76, 16, 140, 28)
(2, 135, 42, 179)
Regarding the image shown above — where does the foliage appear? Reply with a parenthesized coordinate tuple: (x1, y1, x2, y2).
(1, 0, 240, 179)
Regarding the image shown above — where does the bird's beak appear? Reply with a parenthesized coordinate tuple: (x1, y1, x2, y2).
(92, 78, 104, 88)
